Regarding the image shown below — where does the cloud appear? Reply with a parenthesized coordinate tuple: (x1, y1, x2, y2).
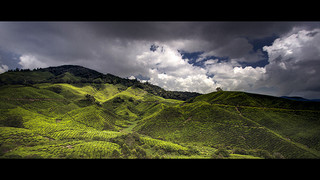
(128, 75, 136, 80)
(0, 64, 8, 74)
(204, 59, 266, 91)
(135, 44, 216, 93)
(19, 54, 48, 69)
(262, 28, 320, 98)
(135, 43, 267, 94)
(198, 37, 265, 63)
(1, 22, 320, 98)
(149, 70, 216, 93)
(0, 22, 304, 70)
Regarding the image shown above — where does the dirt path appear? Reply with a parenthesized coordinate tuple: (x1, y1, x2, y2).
(235, 106, 242, 116)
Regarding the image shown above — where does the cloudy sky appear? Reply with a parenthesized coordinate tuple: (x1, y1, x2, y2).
(1, 21, 320, 99)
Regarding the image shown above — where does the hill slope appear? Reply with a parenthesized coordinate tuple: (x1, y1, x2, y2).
(1, 65, 320, 159)
(189, 91, 320, 110)
(135, 100, 320, 158)
(0, 65, 200, 101)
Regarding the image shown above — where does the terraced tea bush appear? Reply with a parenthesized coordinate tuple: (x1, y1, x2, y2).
(0, 115, 24, 128)
(140, 136, 189, 154)
(0, 127, 49, 146)
(1, 140, 122, 159)
(1, 65, 320, 159)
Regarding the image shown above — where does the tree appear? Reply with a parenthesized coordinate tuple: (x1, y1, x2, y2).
(216, 87, 223, 92)
(93, 78, 103, 84)
(85, 94, 96, 103)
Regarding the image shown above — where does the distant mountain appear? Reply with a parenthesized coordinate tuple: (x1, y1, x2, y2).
(0, 65, 200, 101)
(281, 96, 320, 102)
(188, 91, 320, 111)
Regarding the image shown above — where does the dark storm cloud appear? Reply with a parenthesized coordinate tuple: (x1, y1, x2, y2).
(1, 21, 320, 98)
(0, 22, 316, 65)
(85, 22, 202, 41)
(89, 21, 299, 41)
(262, 27, 320, 98)
(0, 22, 100, 60)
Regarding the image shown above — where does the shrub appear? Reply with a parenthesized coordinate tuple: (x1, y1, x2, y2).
(214, 147, 230, 158)
(113, 96, 124, 103)
(85, 94, 96, 102)
(273, 152, 285, 159)
(46, 86, 62, 94)
(131, 132, 140, 141)
(232, 147, 248, 155)
(121, 144, 131, 157)
(134, 146, 147, 158)
(249, 149, 273, 159)
(258, 150, 273, 159)
(186, 145, 200, 155)
(0, 115, 24, 128)
(92, 136, 105, 141)
(111, 150, 121, 159)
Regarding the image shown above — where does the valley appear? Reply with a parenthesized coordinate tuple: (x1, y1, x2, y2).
(1, 65, 320, 159)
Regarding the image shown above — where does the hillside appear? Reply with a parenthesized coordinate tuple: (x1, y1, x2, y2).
(136, 92, 320, 158)
(188, 91, 320, 110)
(0, 65, 200, 101)
(1, 65, 320, 159)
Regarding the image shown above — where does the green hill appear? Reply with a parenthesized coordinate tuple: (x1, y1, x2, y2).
(1, 65, 320, 159)
(189, 91, 320, 110)
(135, 100, 320, 158)
(0, 65, 199, 101)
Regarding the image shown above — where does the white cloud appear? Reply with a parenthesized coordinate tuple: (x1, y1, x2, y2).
(0, 64, 8, 74)
(263, 29, 320, 65)
(19, 54, 48, 69)
(128, 75, 136, 80)
(204, 59, 219, 65)
(262, 28, 320, 98)
(148, 68, 216, 93)
(3, 22, 319, 98)
(204, 60, 266, 91)
(131, 28, 320, 98)
(134, 43, 267, 94)
(135, 44, 216, 93)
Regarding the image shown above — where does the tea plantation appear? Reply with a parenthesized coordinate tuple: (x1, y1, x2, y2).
(1, 65, 320, 159)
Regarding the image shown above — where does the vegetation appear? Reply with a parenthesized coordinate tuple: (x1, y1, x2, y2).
(1, 65, 320, 159)
(0, 65, 200, 101)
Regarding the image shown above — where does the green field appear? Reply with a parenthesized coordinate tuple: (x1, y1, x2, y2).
(1, 65, 320, 159)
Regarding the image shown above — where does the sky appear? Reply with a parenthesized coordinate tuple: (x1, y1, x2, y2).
(1, 21, 320, 99)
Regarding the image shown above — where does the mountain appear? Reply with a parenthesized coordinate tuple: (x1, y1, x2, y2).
(188, 91, 320, 110)
(0, 65, 200, 101)
(1, 65, 320, 159)
(281, 96, 320, 102)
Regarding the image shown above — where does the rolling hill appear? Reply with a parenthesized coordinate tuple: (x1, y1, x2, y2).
(1, 65, 320, 159)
